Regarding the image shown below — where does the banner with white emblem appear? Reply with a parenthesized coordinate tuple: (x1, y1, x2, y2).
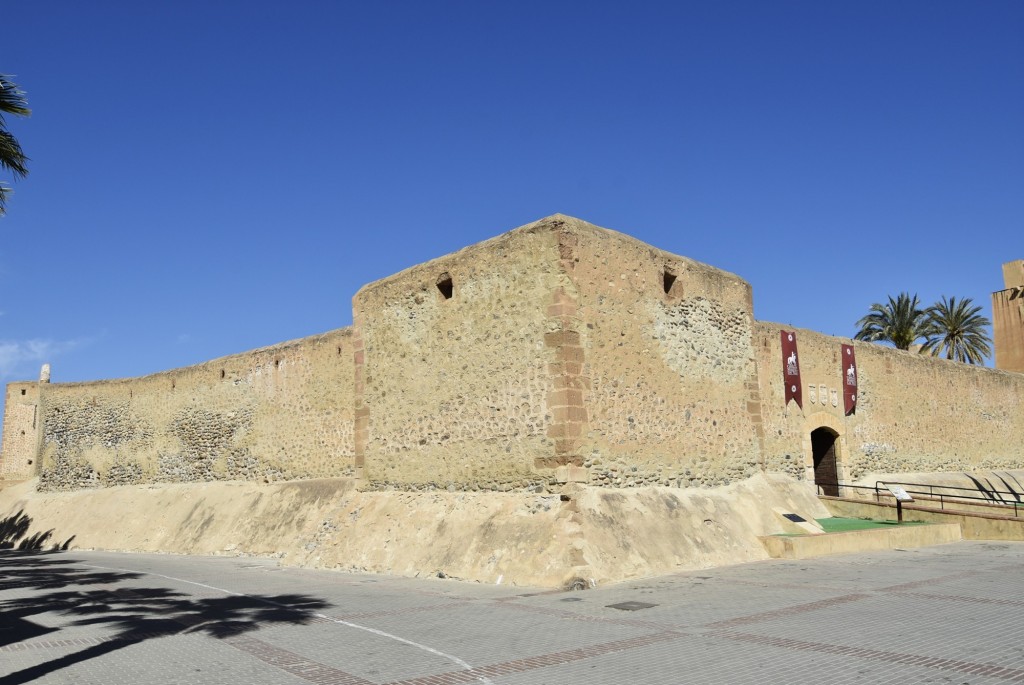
(781, 330, 802, 408)
(842, 344, 857, 415)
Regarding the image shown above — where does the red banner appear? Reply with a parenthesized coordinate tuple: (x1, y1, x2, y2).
(781, 330, 802, 408)
(842, 344, 857, 415)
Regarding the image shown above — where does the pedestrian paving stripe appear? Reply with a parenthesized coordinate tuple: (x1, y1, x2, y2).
(720, 631, 1024, 682)
(381, 630, 686, 685)
(889, 591, 1024, 608)
(706, 592, 870, 628)
(0, 632, 168, 653)
(226, 635, 375, 685)
(878, 569, 982, 593)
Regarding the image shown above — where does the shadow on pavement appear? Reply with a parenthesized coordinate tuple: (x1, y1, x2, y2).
(0, 549, 141, 594)
(0, 550, 332, 685)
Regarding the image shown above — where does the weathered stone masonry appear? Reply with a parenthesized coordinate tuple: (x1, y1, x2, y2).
(755, 322, 1024, 482)
(12, 330, 355, 490)
(3, 215, 1022, 492)
(1, 382, 39, 480)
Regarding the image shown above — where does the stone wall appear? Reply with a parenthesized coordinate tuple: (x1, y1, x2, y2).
(4, 214, 1021, 495)
(353, 219, 566, 491)
(0, 382, 39, 480)
(352, 215, 767, 491)
(34, 329, 355, 490)
(754, 322, 1024, 482)
(565, 220, 764, 488)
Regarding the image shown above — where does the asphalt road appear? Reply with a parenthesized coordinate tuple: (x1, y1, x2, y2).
(2, 541, 1023, 684)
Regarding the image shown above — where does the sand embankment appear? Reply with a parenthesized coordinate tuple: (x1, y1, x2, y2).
(0, 473, 827, 587)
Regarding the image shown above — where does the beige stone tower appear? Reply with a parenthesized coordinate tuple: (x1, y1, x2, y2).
(0, 377, 43, 481)
(993, 260, 1024, 372)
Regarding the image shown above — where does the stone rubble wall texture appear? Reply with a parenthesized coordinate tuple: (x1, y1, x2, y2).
(1, 383, 39, 479)
(353, 222, 565, 491)
(754, 321, 1024, 482)
(1, 214, 1022, 495)
(33, 329, 355, 491)
(563, 220, 763, 488)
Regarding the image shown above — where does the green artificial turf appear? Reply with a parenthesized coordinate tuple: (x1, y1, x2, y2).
(815, 517, 928, 532)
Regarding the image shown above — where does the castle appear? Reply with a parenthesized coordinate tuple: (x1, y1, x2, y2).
(3, 215, 1023, 497)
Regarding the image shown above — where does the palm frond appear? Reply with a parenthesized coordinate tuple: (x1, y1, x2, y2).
(854, 292, 928, 350)
(0, 74, 31, 217)
(0, 129, 29, 178)
(0, 75, 32, 125)
(921, 296, 993, 364)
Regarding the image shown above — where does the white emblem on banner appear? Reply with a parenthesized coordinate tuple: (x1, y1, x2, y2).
(786, 351, 799, 376)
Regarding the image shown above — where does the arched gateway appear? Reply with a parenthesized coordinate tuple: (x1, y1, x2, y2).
(810, 427, 840, 496)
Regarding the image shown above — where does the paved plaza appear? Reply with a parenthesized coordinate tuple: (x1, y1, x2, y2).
(2, 540, 1023, 684)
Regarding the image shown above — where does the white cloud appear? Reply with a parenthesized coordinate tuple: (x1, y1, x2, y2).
(0, 338, 83, 381)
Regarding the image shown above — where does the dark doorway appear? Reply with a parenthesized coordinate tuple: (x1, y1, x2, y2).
(811, 428, 839, 496)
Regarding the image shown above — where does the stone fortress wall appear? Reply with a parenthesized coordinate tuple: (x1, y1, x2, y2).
(353, 225, 565, 491)
(754, 322, 1024, 483)
(2, 215, 1022, 492)
(6, 329, 355, 489)
(561, 223, 763, 488)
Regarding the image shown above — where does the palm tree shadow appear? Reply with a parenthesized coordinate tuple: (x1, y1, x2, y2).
(0, 509, 75, 551)
(0, 553, 331, 684)
(0, 510, 32, 549)
(0, 547, 136, 595)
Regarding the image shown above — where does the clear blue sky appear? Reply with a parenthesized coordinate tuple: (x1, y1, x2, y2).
(2, 2, 1022, 431)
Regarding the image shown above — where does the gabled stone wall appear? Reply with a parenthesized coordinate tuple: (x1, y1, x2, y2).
(561, 218, 763, 488)
(353, 219, 566, 490)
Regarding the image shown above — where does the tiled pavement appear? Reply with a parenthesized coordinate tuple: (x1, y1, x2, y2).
(2, 541, 1023, 684)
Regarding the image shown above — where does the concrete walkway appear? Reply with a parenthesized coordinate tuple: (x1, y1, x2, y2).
(2, 541, 1023, 684)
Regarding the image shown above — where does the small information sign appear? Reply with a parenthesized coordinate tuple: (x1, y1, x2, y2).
(887, 485, 913, 502)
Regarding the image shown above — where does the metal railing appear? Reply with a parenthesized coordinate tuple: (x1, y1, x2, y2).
(815, 480, 1024, 518)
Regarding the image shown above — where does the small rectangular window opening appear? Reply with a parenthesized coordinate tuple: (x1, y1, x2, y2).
(20, 389, 27, 396)
(663, 269, 677, 295)
(437, 273, 454, 300)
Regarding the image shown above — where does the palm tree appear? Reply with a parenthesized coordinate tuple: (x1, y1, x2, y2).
(0, 74, 31, 217)
(920, 296, 992, 364)
(854, 292, 929, 350)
